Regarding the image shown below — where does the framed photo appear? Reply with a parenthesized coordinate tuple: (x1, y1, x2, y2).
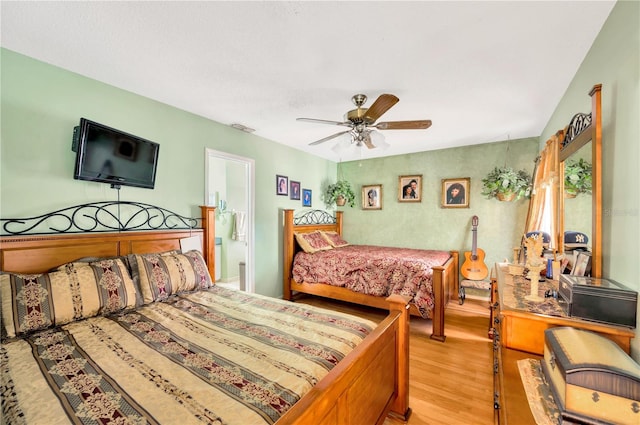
(563, 251, 579, 274)
(302, 189, 312, 207)
(398, 175, 422, 202)
(276, 175, 288, 196)
(290, 180, 301, 200)
(571, 251, 592, 276)
(442, 177, 470, 208)
(560, 257, 570, 274)
(362, 184, 382, 210)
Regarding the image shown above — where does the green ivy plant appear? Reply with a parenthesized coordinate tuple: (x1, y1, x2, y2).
(325, 180, 356, 207)
(564, 158, 592, 197)
(481, 166, 532, 201)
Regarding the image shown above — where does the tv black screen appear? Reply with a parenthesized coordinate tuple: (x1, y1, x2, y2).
(73, 118, 159, 189)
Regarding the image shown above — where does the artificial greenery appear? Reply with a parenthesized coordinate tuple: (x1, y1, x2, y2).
(325, 180, 356, 207)
(564, 158, 592, 196)
(481, 166, 532, 201)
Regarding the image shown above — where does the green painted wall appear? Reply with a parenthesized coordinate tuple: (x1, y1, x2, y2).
(538, 0, 640, 359)
(0, 48, 336, 298)
(338, 138, 539, 272)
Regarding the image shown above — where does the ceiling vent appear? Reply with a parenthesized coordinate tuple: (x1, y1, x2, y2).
(230, 123, 256, 133)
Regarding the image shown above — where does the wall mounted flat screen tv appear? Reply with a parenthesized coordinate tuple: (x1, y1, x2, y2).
(73, 118, 159, 189)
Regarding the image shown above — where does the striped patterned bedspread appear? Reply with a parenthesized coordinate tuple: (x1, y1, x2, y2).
(1, 287, 375, 425)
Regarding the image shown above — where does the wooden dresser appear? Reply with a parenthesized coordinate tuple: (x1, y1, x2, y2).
(490, 263, 636, 425)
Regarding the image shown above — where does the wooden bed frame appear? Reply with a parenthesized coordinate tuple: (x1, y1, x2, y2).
(0, 205, 410, 425)
(283, 208, 459, 342)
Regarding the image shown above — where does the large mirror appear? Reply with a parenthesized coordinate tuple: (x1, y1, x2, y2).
(558, 84, 602, 277)
(561, 142, 592, 246)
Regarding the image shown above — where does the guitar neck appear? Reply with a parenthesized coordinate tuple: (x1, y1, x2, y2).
(471, 228, 477, 258)
(471, 215, 479, 259)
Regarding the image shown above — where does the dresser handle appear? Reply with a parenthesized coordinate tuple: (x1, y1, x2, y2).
(549, 354, 555, 370)
(631, 402, 639, 414)
(592, 392, 600, 403)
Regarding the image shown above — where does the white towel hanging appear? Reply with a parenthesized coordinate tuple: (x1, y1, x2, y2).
(232, 211, 247, 242)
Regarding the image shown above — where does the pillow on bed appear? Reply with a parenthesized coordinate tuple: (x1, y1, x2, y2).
(1, 258, 137, 339)
(295, 231, 334, 253)
(128, 250, 213, 304)
(321, 231, 349, 248)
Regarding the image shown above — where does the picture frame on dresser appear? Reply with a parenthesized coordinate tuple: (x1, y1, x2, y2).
(562, 251, 579, 274)
(571, 251, 591, 276)
(560, 257, 570, 274)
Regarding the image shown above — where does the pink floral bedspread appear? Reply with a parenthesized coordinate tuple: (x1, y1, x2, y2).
(292, 245, 452, 318)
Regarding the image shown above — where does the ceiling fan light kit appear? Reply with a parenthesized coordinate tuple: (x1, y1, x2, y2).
(297, 93, 432, 151)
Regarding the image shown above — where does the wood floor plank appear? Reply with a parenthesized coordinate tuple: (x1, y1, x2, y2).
(295, 296, 496, 425)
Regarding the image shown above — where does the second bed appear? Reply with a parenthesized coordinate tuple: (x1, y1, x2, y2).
(283, 209, 459, 341)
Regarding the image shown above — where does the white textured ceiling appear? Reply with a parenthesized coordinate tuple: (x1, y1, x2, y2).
(1, 1, 615, 161)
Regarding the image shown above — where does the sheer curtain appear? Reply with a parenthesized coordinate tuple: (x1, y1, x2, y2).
(525, 130, 563, 250)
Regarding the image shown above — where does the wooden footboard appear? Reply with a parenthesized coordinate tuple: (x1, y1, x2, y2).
(283, 208, 459, 342)
(276, 294, 411, 425)
(430, 251, 459, 342)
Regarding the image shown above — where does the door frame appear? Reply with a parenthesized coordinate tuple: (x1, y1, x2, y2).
(204, 148, 255, 293)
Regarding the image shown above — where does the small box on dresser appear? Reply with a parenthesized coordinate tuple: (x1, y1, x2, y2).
(558, 275, 637, 328)
(542, 327, 640, 425)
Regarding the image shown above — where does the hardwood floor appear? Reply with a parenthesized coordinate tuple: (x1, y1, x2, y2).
(296, 296, 495, 425)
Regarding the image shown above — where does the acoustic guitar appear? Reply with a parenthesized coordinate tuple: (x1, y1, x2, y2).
(462, 215, 489, 280)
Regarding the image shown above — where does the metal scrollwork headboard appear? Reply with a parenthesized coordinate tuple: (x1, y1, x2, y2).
(293, 209, 337, 226)
(1, 201, 200, 236)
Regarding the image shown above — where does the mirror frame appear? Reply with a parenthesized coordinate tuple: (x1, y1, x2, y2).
(558, 84, 602, 277)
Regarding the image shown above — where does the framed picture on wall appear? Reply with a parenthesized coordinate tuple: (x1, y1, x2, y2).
(362, 184, 382, 210)
(442, 177, 470, 208)
(290, 180, 301, 200)
(276, 175, 288, 196)
(302, 189, 312, 207)
(398, 175, 422, 202)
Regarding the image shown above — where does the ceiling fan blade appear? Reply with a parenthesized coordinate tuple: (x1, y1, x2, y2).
(375, 120, 432, 130)
(297, 117, 352, 127)
(363, 94, 399, 123)
(309, 130, 351, 146)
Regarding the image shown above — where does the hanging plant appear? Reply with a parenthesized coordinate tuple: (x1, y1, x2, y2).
(564, 158, 592, 197)
(481, 166, 532, 201)
(325, 180, 356, 207)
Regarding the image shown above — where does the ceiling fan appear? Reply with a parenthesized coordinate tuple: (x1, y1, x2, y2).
(297, 93, 432, 149)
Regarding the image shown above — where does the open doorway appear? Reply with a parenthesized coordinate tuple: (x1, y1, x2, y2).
(205, 148, 255, 293)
